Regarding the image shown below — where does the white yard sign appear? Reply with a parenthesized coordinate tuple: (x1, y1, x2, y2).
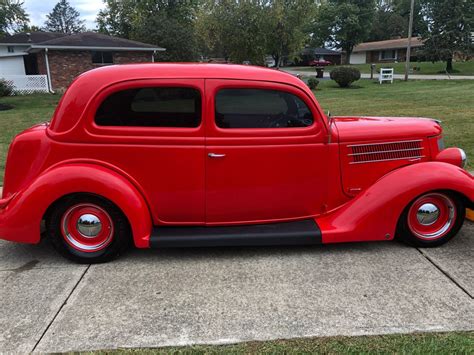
(379, 68, 394, 84)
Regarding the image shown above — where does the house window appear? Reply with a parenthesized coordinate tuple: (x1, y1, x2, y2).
(91, 51, 113, 65)
(380, 50, 397, 60)
(7, 46, 14, 53)
(215, 88, 313, 129)
(95, 87, 202, 128)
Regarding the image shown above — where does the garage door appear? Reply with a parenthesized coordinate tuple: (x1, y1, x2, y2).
(350, 52, 366, 64)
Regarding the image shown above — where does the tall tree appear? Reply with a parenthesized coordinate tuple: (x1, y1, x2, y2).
(369, 0, 427, 41)
(369, 4, 407, 41)
(97, 0, 134, 38)
(132, 0, 200, 62)
(393, 0, 426, 37)
(313, 0, 376, 62)
(421, 0, 473, 72)
(97, 0, 199, 62)
(265, 0, 316, 67)
(0, 0, 29, 36)
(44, 0, 85, 34)
(196, 0, 268, 64)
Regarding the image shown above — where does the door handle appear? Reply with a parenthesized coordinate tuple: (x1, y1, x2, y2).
(208, 153, 226, 158)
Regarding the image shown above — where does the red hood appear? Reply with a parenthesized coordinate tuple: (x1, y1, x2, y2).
(333, 116, 442, 142)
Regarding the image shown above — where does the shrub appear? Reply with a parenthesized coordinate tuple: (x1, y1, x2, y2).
(0, 79, 13, 97)
(307, 77, 319, 90)
(330, 66, 361, 88)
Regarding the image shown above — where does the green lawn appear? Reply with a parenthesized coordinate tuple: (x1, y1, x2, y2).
(290, 60, 474, 75)
(313, 79, 474, 170)
(0, 79, 473, 185)
(0, 94, 60, 185)
(90, 332, 474, 354)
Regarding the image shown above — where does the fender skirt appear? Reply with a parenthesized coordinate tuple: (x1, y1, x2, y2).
(317, 162, 474, 244)
(0, 164, 152, 248)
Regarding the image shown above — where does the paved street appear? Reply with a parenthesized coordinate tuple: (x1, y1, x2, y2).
(282, 68, 474, 80)
(1, 222, 472, 352)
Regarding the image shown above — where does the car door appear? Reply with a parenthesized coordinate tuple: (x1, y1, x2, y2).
(205, 79, 329, 224)
(86, 79, 206, 225)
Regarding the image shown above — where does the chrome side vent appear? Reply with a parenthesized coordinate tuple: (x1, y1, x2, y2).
(348, 140, 424, 164)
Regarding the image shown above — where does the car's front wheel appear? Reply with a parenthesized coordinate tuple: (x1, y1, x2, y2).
(396, 191, 465, 247)
(46, 194, 131, 263)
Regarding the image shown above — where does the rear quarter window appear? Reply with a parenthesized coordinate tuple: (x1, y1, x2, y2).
(95, 87, 201, 128)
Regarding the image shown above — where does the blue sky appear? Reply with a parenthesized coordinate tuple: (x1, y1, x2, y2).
(24, 0, 104, 30)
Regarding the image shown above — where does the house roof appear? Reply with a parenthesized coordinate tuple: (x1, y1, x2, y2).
(0, 32, 66, 44)
(0, 31, 165, 52)
(353, 37, 424, 53)
(302, 47, 342, 56)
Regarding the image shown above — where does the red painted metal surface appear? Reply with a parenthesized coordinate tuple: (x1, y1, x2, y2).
(0, 63, 473, 249)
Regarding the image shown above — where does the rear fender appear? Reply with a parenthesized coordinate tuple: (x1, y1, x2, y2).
(317, 162, 474, 244)
(0, 163, 152, 248)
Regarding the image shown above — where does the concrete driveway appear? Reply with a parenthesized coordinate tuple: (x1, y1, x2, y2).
(1, 222, 472, 353)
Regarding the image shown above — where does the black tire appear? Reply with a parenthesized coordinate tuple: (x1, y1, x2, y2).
(396, 191, 465, 247)
(46, 194, 131, 263)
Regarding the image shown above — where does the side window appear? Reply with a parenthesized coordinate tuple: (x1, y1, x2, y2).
(95, 87, 202, 128)
(215, 88, 313, 129)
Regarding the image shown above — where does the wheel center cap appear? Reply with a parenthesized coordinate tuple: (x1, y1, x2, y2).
(77, 214, 102, 237)
(416, 203, 440, 226)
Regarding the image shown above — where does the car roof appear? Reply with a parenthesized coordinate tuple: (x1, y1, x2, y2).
(50, 63, 310, 133)
(81, 63, 301, 82)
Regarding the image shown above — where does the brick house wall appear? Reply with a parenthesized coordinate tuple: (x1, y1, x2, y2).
(36, 50, 152, 90)
(365, 47, 421, 64)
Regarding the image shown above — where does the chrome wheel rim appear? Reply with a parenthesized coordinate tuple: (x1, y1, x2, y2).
(61, 203, 114, 252)
(408, 193, 456, 240)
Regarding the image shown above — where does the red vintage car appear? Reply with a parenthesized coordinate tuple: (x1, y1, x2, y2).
(0, 64, 472, 263)
(309, 59, 332, 66)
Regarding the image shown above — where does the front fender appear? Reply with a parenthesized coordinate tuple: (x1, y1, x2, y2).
(317, 162, 474, 244)
(0, 163, 152, 248)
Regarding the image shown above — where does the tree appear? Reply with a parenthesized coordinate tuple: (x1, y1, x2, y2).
(0, 0, 29, 36)
(97, 0, 134, 38)
(369, 6, 407, 41)
(265, 0, 316, 67)
(369, 0, 427, 41)
(314, 0, 376, 62)
(18, 24, 42, 32)
(196, 0, 268, 64)
(44, 0, 85, 34)
(132, 0, 200, 62)
(421, 0, 473, 72)
(393, 0, 426, 37)
(97, 0, 199, 62)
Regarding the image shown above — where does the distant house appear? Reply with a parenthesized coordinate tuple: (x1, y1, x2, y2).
(300, 47, 342, 66)
(349, 37, 424, 64)
(0, 31, 165, 91)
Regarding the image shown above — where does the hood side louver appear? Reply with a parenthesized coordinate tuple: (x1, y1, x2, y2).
(348, 140, 424, 164)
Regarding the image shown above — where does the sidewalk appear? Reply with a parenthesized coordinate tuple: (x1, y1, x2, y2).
(283, 68, 474, 80)
(1, 223, 473, 352)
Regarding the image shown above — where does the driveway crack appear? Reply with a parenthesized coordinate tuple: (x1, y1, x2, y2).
(31, 264, 91, 352)
(417, 248, 473, 299)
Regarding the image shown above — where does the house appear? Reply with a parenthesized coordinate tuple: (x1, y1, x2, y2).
(0, 31, 165, 91)
(299, 47, 342, 66)
(349, 37, 424, 64)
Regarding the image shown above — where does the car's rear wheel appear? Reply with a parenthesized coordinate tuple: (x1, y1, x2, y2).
(396, 191, 465, 247)
(46, 194, 131, 263)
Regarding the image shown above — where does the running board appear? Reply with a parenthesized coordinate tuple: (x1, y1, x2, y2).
(150, 219, 321, 248)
